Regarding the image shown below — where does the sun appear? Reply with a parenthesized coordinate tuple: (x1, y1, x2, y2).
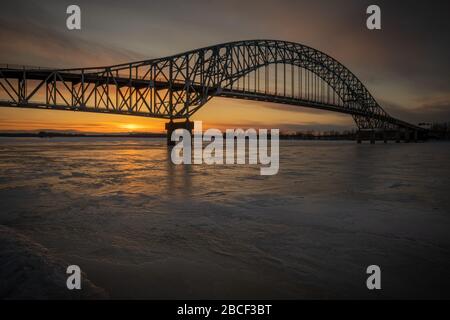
(121, 123, 142, 131)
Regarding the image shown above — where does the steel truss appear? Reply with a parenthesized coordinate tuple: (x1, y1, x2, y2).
(0, 40, 422, 131)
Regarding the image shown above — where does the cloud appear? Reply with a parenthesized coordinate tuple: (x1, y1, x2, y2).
(380, 98, 450, 124)
(0, 2, 145, 68)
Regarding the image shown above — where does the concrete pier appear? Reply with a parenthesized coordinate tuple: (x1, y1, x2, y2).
(404, 130, 411, 143)
(356, 131, 362, 144)
(370, 130, 375, 144)
(354, 129, 423, 144)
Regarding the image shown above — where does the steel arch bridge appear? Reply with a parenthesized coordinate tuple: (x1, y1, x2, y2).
(0, 39, 422, 133)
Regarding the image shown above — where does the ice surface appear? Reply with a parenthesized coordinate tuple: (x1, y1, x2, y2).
(0, 138, 450, 299)
(0, 225, 107, 299)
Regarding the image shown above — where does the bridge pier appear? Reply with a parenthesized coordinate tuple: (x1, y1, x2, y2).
(349, 128, 423, 144)
(356, 130, 377, 144)
(404, 130, 411, 143)
(383, 131, 388, 143)
(165, 120, 194, 146)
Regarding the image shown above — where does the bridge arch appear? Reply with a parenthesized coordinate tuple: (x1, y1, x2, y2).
(163, 40, 392, 130)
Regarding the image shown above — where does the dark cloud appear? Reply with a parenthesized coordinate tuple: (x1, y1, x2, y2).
(0, 1, 145, 67)
(0, 22, 144, 68)
(381, 99, 450, 124)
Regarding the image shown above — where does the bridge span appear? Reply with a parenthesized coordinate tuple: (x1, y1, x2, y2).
(0, 40, 425, 143)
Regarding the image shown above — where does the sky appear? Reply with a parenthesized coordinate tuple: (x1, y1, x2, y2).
(0, 0, 449, 133)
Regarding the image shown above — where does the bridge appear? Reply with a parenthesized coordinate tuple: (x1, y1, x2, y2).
(0, 40, 425, 144)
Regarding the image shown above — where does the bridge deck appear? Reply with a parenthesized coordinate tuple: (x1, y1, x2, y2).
(0, 68, 423, 131)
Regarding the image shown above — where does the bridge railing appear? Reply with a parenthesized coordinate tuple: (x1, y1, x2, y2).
(0, 64, 54, 70)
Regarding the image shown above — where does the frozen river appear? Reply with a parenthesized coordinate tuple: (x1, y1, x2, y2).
(1, 138, 449, 299)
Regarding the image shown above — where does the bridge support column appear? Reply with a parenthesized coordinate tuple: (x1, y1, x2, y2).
(383, 131, 388, 144)
(356, 131, 362, 144)
(404, 130, 410, 143)
(165, 120, 194, 146)
(395, 131, 400, 143)
(370, 130, 376, 144)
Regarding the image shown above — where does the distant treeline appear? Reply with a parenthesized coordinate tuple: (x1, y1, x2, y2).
(281, 122, 450, 140)
(0, 131, 166, 138)
(280, 129, 357, 140)
(1, 123, 449, 140)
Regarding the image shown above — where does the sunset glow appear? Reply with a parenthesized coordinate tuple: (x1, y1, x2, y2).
(0, 96, 353, 133)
